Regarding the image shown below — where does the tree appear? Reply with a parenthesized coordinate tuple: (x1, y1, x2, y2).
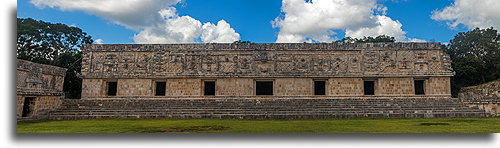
(233, 40, 252, 44)
(17, 18, 93, 99)
(53, 52, 83, 99)
(335, 35, 396, 43)
(445, 27, 499, 97)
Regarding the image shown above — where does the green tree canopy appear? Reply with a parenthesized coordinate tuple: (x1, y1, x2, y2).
(335, 35, 396, 43)
(17, 18, 93, 99)
(17, 18, 93, 64)
(445, 27, 499, 96)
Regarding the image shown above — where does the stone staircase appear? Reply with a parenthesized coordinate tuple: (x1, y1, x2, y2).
(48, 98, 487, 120)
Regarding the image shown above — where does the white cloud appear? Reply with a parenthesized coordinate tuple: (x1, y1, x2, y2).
(133, 7, 203, 43)
(30, 0, 181, 30)
(431, 0, 499, 29)
(273, 0, 413, 42)
(31, 0, 241, 43)
(94, 39, 104, 44)
(201, 20, 240, 43)
(345, 15, 406, 41)
(407, 38, 426, 42)
(133, 8, 240, 43)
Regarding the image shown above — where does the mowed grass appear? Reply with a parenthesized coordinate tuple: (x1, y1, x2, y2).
(17, 117, 499, 133)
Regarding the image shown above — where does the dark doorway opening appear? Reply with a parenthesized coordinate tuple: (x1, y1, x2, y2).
(314, 80, 326, 95)
(155, 82, 166, 96)
(204, 81, 216, 96)
(256, 81, 273, 95)
(364, 81, 375, 95)
(415, 80, 425, 95)
(107, 81, 117, 96)
(22, 97, 35, 117)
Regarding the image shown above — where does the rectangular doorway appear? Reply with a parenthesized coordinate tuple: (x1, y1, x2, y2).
(204, 81, 216, 96)
(22, 97, 36, 117)
(414, 80, 425, 95)
(364, 81, 375, 95)
(155, 81, 166, 96)
(314, 80, 326, 95)
(107, 81, 117, 96)
(256, 81, 273, 95)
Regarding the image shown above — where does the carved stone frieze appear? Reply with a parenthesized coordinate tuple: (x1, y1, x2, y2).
(82, 43, 454, 78)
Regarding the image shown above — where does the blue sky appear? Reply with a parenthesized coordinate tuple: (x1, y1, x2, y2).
(17, 0, 499, 44)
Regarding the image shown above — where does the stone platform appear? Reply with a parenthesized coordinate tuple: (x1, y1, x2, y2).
(48, 98, 486, 120)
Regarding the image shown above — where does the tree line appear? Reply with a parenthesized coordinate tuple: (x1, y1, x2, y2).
(17, 18, 93, 99)
(17, 18, 498, 98)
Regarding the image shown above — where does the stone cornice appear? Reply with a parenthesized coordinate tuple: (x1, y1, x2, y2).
(83, 42, 442, 52)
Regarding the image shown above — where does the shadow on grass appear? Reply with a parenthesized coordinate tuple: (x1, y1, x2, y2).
(137, 125, 231, 133)
(444, 119, 478, 123)
(419, 122, 451, 126)
(16, 120, 54, 126)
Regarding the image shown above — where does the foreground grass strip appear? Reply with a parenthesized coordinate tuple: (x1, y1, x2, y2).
(17, 117, 499, 133)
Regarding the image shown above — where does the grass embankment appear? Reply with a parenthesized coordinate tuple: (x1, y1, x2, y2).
(17, 117, 499, 133)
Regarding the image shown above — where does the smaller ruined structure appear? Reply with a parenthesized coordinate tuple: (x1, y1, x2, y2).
(458, 80, 499, 116)
(16, 59, 67, 119)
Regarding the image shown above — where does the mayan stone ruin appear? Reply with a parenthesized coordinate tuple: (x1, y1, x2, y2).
(16, 59, 67, 119)
(80, 43, 454, 98)
(46, 43, 488, 120)
(458, 80, 499, 116)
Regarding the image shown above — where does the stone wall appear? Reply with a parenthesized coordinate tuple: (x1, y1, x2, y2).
(426, 77, 451, 96)
(458, 80, 499, 116)
(329, 78, 364, 96)
(216, 78, 253, 96)
(17, 60, 66, 92)
(275, 78, 312, 96)
(459, 80, 499, 99)
(118, 79, 153, 97)
(81, 43, 453, 98)
(16, 95, 61, 117)
(17, 59, 67, 119)
(82, 77, 452, 98)
(82, 79, 105, 97)
(378, 77, 414, 96)
(167, 79, 202, 96)
(81, 43, 453, 79)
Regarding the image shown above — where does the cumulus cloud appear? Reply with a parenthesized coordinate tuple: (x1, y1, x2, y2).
(431, 0, 499, 29)
(94, 39, 104, 44)
(133, 7, 202, 43)
(273, 0, 413, 42)
(345, 15, 406, 41)
(201, 20, 240, 43)
(30, 0, 181, 30)
(407, 38, 426, 42)
(31, 0, 240, 43)
(133, 8, 240, 43)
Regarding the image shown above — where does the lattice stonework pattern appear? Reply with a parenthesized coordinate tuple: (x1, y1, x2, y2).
(81, 43, 453, 78)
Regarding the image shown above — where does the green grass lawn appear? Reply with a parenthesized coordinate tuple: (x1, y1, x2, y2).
(17, 117, 499, 133)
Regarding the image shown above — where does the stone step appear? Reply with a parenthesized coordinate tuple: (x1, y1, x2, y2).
(49, 112, 486, 120)
(50, 111, 485, 118)
(49, 98, 486, 120)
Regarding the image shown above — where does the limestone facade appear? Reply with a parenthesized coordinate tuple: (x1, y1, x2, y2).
(16, 59, 67, 118)
(81, 43, 453, 99)
(458, 80, 499, 116)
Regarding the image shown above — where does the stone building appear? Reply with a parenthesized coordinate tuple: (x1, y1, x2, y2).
(80, 43, 453, 99)
(458, 80, 499, 116)
(47, 43, 487, 120)
(16, 59, 67, 119)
